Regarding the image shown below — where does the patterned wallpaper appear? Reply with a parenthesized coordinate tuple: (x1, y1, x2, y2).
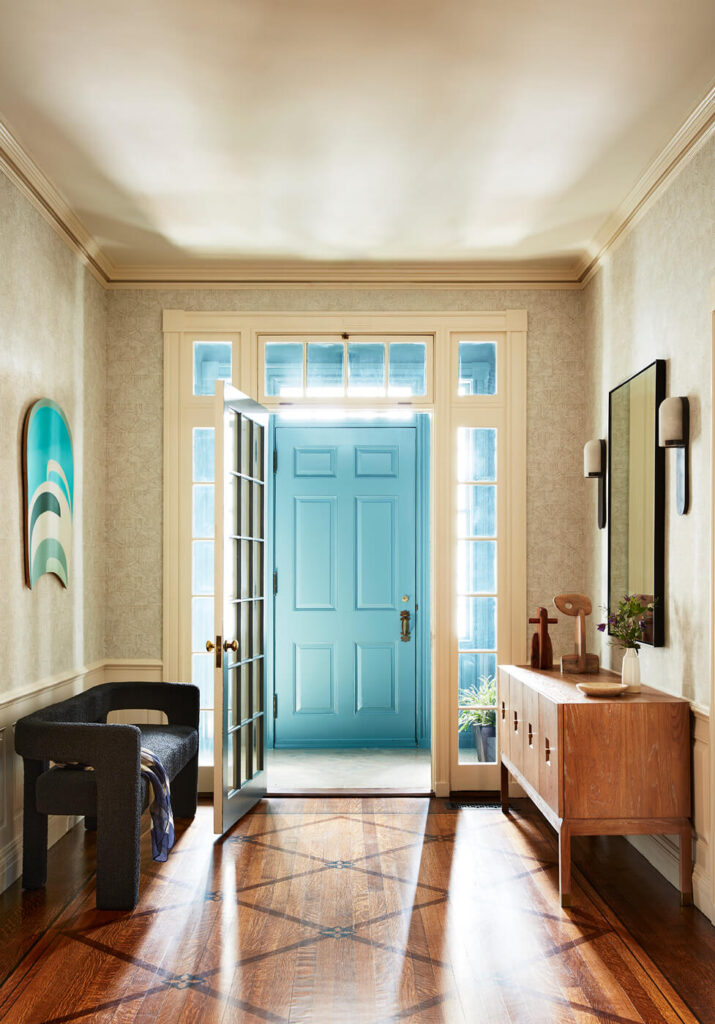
(0, 173, 107, 694)
(106, 285, 589, 664)
(583, 132, 714, 709)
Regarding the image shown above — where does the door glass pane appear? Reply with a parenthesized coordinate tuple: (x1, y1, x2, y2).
(265, 343, 303, 397)
(193, 341, 232, 397)
(252, 423, 265, 480)
(193, 484, 214, 537)
(193, 428, 215, 482)
(457, 540, 496, 594)
(388, 342, 426, 396)
(457, 596, 497, 651)
(457, 485, 496, 537)
(307, 343, 344, 396)
(240, 664, 251, 724)
(347, 343, 385, 396)
(458, 341, 496, 396)
(457, 428, 496, 482)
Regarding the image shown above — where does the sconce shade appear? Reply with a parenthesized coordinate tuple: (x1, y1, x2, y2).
(584, 439, 605, 478)
(659, 397, 686, 447)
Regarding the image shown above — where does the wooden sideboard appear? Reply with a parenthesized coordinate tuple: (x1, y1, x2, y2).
(498, 664, 692, 907)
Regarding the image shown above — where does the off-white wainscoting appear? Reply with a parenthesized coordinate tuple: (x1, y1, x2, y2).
(0, 659, 164, 894)
(626, 708, 712, 923)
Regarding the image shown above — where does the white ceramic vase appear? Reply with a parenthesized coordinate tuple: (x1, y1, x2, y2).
(621, 647, 641, 693)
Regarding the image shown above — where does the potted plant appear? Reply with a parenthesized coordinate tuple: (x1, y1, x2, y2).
(458, 674, 497, 762)
(597, 594, 656, 692)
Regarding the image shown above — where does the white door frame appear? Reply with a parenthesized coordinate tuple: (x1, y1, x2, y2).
(162, 309, 527, 795)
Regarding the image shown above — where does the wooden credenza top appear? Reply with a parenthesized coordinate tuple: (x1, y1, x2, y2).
(501, 665, 689, 706)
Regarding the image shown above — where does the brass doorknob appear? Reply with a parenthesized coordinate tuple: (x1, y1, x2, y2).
(206, 640, 216, 653)
(223, 639, 239, 653)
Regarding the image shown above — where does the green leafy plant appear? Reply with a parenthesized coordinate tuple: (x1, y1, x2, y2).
(598, 594, 656, 650)
(458, 674, 497, 730)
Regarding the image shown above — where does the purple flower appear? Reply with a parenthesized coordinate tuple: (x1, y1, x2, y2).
(597, 623, 606, 632)
(638, 619, 647, 629)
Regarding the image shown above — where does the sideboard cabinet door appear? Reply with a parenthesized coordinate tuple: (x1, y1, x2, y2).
(538, 694, 562, 816)
(498, 668, 510, 761)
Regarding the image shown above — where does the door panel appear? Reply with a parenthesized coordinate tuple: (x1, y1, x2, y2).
(538, 694, 561, 815)
(523, 685, 539, 789)
(213, 383, 268, 835)
(274, 425, 417, 747)
(498, 668, 510, 761)
(509, 677, 524, 773)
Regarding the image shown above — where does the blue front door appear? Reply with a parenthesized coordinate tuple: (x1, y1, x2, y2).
(273, 425, 417, 747)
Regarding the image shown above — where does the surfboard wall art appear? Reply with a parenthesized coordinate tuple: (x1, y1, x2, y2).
(23, 399, 74, 588)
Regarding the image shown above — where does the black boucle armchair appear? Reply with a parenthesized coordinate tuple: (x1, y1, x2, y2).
(14, 681, 200, 911)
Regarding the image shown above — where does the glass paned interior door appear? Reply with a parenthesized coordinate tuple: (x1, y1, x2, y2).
(191, 427, 215, 763)
(457, 427, 498, 764)
(215, 389, 267, 834)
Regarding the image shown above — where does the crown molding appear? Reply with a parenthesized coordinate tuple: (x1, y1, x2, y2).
(1, 86, 713, 291)
(577, 84, 715, 286)
(104, 258, 582, 289)
(0, 121, 112, 285)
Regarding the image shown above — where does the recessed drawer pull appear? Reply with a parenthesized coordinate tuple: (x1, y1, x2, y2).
(528, 722, 534, 747)
(513, 710, 519, 732)
(544, 737, 551, 764)
(501, 700, 506, 720)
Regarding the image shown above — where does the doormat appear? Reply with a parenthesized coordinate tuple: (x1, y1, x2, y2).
(445, 800, 501, 810)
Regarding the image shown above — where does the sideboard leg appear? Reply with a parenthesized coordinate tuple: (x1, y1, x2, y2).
(559, 823, 572, 908)
(679, 823, 693, 906)
(500, 760, 509, 814)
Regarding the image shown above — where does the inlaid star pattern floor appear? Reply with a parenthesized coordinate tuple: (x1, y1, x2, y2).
(0, 799, 703, 1023)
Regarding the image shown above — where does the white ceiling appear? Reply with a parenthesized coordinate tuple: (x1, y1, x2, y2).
(0, 0, 713, 274)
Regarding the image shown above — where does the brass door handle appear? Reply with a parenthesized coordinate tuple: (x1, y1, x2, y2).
(223, 639, 238, 653)
(400, 609, 411, 642)
(206, 640, 216, 653)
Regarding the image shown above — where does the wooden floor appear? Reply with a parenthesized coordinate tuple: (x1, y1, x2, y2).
(0, 797, 713, 1023)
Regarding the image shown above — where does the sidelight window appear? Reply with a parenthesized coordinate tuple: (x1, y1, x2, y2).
(456, 427, 498, 764)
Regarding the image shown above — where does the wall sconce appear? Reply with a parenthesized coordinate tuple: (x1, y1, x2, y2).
(659, 396, 690, 514)
(584, 439, 606, 529)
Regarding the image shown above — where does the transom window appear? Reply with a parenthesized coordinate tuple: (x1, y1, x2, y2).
(260, 335, 431, 402)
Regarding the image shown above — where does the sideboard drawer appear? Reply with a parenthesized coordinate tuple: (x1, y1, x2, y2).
(538, 694, 562, 816)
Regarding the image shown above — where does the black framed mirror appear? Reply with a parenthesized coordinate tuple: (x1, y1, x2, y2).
(608, 359, 665, 646)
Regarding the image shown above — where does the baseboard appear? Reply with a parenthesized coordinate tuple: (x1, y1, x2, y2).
(0, 658, 164, 896)
(693, 866, 715, 924)
(626, 833, 680, 890)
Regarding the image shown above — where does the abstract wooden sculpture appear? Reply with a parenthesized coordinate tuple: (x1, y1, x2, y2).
(553, 593, 600, 674)
(529, 606, 558, 670)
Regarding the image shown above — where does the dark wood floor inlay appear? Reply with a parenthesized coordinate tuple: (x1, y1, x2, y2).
(0, 797, 711, 1023)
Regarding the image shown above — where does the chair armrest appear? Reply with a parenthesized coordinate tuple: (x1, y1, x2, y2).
(104, 682, 200, 729)
(14, 720, 141, 772)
